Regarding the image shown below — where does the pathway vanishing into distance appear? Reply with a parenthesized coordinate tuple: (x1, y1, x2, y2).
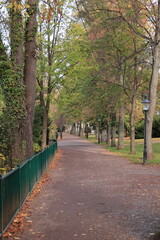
(15, 134, 160, 240)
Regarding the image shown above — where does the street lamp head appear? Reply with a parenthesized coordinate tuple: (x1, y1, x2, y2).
(142, 96, 150, 111)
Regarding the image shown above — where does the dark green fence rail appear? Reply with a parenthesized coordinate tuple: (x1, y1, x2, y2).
(0, 141, 57, 236)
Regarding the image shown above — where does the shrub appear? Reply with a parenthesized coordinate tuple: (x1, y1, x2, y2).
(135, 120, 144, 139)
(152, 115, 160, 137)
(135, 115, 160, 139)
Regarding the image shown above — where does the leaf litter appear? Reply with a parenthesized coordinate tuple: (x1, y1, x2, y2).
(2, 150, 62, 239)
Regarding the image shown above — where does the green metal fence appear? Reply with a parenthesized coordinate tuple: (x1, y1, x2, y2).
(0, 141, 57, 236)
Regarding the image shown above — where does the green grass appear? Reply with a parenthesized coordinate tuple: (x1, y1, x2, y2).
(87, 135, 160, 165)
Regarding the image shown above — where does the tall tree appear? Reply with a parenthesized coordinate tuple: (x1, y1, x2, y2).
(115, 0, 160, 159)
(77, 0, 158, 159)
(23, 0, 38, 158)
(37, 0, 67, 149)
(1, 0, 38, 165)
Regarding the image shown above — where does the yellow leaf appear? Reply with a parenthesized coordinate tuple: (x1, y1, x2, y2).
(7, 3, 13, 8)
(24, 11, 30, 17)
(23, 4, 30, 8)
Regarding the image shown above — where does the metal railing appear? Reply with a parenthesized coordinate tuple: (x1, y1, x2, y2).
(0, 141, 57, 236)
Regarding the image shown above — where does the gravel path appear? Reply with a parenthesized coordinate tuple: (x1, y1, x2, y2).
(16, 134, 160, 240)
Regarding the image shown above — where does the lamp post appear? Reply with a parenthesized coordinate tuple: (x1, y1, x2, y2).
(98, 116, 101, 144)
(142, 96, 150, 164)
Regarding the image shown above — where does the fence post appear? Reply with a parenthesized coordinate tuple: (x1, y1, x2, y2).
(17, 165, 21, 208)
(40, 152, 42, 176)
(0, 174, 3, 239)
(29, 159, 31, 193)
(36, 156, 38, 182)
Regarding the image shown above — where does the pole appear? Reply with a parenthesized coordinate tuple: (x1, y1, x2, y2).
(143, 110, 147, 164)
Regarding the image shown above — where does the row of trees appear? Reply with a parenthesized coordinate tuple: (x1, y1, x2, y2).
(0, 0, 71, 171)
(56, 0, 160, 158)
(0, 0, 160, 172)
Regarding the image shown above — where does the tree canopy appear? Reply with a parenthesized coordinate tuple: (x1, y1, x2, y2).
(0, 0, 160, 173)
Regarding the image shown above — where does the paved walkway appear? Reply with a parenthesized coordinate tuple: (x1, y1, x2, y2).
(16, 134, 160, 240)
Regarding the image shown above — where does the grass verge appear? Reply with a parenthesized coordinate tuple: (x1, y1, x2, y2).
(86, 135, 160, 165)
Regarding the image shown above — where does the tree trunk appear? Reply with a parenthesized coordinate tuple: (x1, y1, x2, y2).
(146, 1, 160, 159)
(70, 123, 76, 134)
(23, 0, 38, 159)
(85, 123, 89, 139)
(70, 125, 73, 134)
(78, 122, 82, 136)
(111, 113, 116, 147)
(106, 122, 111, 146)
(111, 126, 116, 147)
(9, 0, 24, 164)
(101, 129, 107, 142)
(10, 0, 24, 74)
(60, 125, 63, 139)
(42, 109, 48, 150)
(130, 96, 136, 154)
(117, 103, 124, 150)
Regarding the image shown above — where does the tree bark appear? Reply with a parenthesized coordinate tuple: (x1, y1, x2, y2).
(146, 1, 160, 159)
(111, 113, 116, 147)
(106, 121, 111, 146)
(41, 108, 48, 149)
(117, 103, 124, 150)
(111, 126, 116, 147)
(10, 0, 24, 74)
(23, 0, 38, 159)
(78, 122, 82, 136)
(9, 0, 24, 163)
(85, 123, 89, 139)
(60, 125, 63, 139)
(130, 95, 136, 154)
(70, 123, 76, 134)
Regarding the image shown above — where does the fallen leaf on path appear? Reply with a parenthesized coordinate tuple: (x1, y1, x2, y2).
(3, 151, 62, 239)
(149, 233, 155, 236)
(3, 232, 12, 238)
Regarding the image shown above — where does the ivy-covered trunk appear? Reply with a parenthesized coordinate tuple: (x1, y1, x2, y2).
(10, 0, 24, 72)
(9, 0, 25, 163)
(23, 0, 38, 159)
